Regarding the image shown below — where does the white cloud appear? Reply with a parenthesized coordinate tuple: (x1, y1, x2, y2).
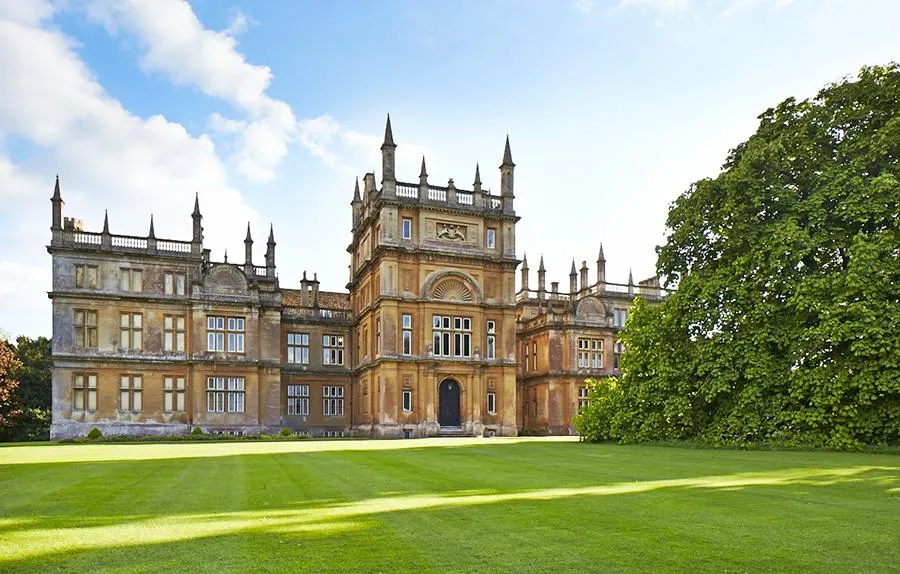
(719, 0, 798, 17)
(616, 0, 691, 13)
(0, 1, 262, 337)
(0, 0, 55, 25)
(573, 0, 596, 14)
(83, 0, 297, 183)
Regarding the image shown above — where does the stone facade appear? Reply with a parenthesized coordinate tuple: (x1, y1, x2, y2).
(46, 116, 662, 439)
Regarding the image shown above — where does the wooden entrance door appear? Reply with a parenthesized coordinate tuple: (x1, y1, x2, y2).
(439, 379, 460, 427)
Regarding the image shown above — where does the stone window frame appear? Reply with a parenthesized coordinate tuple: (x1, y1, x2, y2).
(163, 314, 186, 352)
(401, 314, 412, 356)
(486, 227, 496, 249)
(119, 374, 143, 412)
(577, 337, 603, 369)
(287, 384, 310, 416)
(74, 264, 98, 289)
(401, 217, 412, 240)
(486, 391, 496, 415)
(287, 332, 310, 364)
(431, 315, 472, 358)
(206, 316, 245, 353)
(402, 389, 413, 413)
(74, 309, 98, 349)
(163, 376, 186, 413)
(323, 334, 344, 365)
(119, 267, 143, 293)
(119, 312, 143, 351)
(72, 373, 98, 412)
(323, 385, 345, 416)
(486, 320, 496, 360)
(164, 272, 187, 296)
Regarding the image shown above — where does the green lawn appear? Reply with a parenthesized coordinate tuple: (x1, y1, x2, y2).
(0, 437, 898, 573)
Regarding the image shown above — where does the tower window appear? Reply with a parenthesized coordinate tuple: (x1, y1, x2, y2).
(402, 218, 412, 240)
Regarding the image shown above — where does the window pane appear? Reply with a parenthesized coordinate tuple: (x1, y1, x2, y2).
(176, 317, 185, 330)
(133, 330, 142, 350)
(176, 333, 185, 352)
(120, 390, 129, 411)
(175, 274, 185, 295)
(120, 330, 129, 348)
(87, 389, 97, 410)
(133, 390, 142, 411)
(133, 270, 142, 292)
(164, 391, 173, 412)
(120, 314, 129, 327)
(176, 392, 185, 411)
(165, 274, 173, 294)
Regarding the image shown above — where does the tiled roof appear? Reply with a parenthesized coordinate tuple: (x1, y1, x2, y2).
(281, 288, 350, 311)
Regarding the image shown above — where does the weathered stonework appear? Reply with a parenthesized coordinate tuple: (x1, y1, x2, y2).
(46, 118, 663, 439)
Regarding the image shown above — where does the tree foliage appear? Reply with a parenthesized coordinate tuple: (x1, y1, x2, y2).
(0, 336, 52, 441)
(10, 336, 52, 410)
(0, 341, 24, 439)
(581, 64, 900, 449)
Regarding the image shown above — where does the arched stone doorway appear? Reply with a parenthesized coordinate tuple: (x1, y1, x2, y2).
(439, 379, 461, 427)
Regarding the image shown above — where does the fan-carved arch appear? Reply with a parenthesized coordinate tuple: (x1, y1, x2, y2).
(432, 278, 474, 302)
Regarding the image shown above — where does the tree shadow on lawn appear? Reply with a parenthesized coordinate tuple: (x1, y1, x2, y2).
(0, 450, 898, 572)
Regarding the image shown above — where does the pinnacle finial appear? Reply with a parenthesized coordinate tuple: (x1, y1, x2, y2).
(538, 255, 545, 272)
(522, 253, 528, 268)
(383, 114, 395, 147)
(102, 210, 109, 234)
(52, 175, 61, 201)
(192, 192, 201, 217)
(420, 156, 427, 178)
(267, 223, 275, 244)
(598, 243, 606, 262)
(224, 249, 228, 263)
(474, 163, 482, 185)
(570, 259, 577, 274)
(245, 222, 252, 242)
(148, 215, 155, 239)
(628, 268, 634, 285)
(501, 135, 514, 167)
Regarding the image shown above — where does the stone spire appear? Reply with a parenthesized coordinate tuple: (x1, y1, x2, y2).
(537, 255, 546, 300)
(265, 223, 276, 277)
(102, 210, 109, 234)
(569, 259, 577, 294)
(244, 222, 253, 273)
(351, 177, 362, 229)
(628, 267, 634, 296)
(501, 135, 515, 167)
(51, 175, 64, 232)
(383, 114, 395, 147)
(381, 114, 396, 195)
(191, 192, 203, 246)
(520, 253, 529, 292)
(500, 135, 515, 213)
(597, 243, 607, 288)
(420, 156, 428, 179)
(148, 215, 156, 239)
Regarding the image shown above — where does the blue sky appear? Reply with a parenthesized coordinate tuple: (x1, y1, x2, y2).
(1, 0, 898, 338)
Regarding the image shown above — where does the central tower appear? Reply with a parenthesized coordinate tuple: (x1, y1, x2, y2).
(347, 116, 520, 437)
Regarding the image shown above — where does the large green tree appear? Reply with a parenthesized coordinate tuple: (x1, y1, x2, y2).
(583, 64, 900, 449)
(10, 336, 52, 411)
(0, 341, 23, 440)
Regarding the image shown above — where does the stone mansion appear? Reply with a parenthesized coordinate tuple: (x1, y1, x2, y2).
(47, 116, 665, 439)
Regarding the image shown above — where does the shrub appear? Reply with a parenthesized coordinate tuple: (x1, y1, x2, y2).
(190, 426, 204, 436)
(86, 427, 103, 440)
(279, 427, 292, 437)
(573, 377, 625, 443)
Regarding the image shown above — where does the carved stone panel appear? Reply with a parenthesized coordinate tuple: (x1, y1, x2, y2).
(203, 264, 248, 294)
(435, 222, 467, 242)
